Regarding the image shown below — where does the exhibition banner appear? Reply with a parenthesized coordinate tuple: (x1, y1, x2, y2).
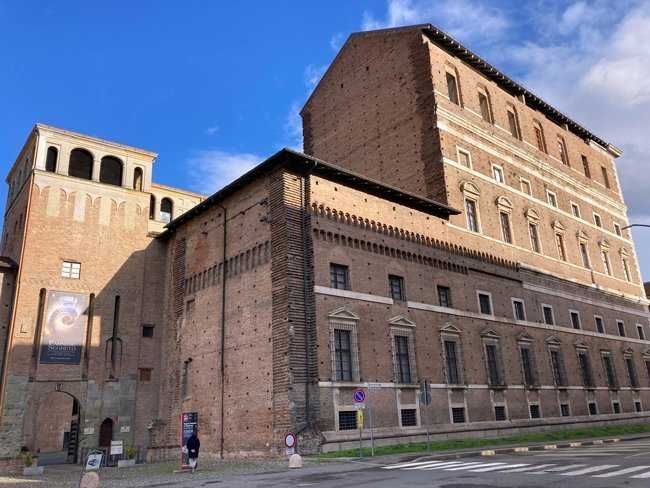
(39, 290, 88, 364)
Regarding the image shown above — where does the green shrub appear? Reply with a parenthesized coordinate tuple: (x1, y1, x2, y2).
(19, 451, 33, 467)
(124, 445, 137, 460)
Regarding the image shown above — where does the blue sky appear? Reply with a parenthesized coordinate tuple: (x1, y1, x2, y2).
(2, 0, 650, 282)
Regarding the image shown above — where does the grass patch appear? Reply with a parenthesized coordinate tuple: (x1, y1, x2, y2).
(314, 423, 650, 458)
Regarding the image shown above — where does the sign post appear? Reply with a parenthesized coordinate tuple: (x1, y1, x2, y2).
(353, 388, 366, 457)
(284, 432, 296, 456)
(420, 379, 431, 454)
(78, 449, 103, 488)
(180, 412, 198, 472)
(367, 383, 381, 456)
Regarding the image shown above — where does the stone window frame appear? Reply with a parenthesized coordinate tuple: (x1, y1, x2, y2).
(617, 320, 626, 337)
(437, 285, 453, 308)
(61, 260, 81, 279)
(460, 181, 482, 234)
(520, 177, 532, 196)
(574, 341, 595, 389)
(389, 317, 417, 385)
(496, 196, 514, 245)
(481, 329, 505, 387)
(329, 262, 350, 290)
(636, 324, 646, 341)
(594, 315, 605, 334)
(477, 85, 494, 124)
(456, 147, 472, 169)
(439, 323, 465, 386)
(328, 308, 361, 383)
(541, 303, 555, 326)
(622, 347, 640, 389)
(613, 222, 622, 236)
(492, 164, 505, 185)
(388, 274, 406, 301)
(581, 155, 591, 178)
(552, 219, 567, 262)
(525, 208, 542, 253)
(577, 229, 591, 269)
(546, 189, 558, 208)
(533, 119, 547, 153)
(600, 350, 619, 389)
(476, 290, 493, 316)
(601, 165, 611, 189)
(620, 247, 632, 283)
(445, 65, 462, 106)
(570, 202, 581, 218)
(506, 103, 521, 140)
(569, 310, 581, 330)
(547, 336, 567, 387)
(516, 332, 539, 388)
(593, 212, 603, 228)
(643, 350, 650, 385)
(512, 298, 526, 321)
(557, 135, 569, 165)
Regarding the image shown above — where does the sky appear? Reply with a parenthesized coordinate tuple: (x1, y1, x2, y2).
(1, 0, 650, 281)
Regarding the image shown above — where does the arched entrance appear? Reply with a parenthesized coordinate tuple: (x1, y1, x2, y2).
(35, 391, 81, 465)
(99, 418, 113, 447)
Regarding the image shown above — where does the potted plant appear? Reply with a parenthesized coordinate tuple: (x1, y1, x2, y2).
(20, 448, 43, 476)
(118, 445, 137, 468)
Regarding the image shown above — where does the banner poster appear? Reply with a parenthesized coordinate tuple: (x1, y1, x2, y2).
(39, 290, 88, 365)
(180, 412, 198, 468)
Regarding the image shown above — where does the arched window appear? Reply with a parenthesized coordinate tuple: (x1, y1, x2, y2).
(69, 149, 93, 180)
(149, 195, 156, 220)
(133, 167, 143, 191)
(46, 147, 58, 173)
(100, 156, 123, 186)
(160, 198, 173, 223)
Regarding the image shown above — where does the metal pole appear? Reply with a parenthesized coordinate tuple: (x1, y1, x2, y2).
(425, 402, 430, 454)
(358, 422, 363, 458)
(367, 385, 375, 456)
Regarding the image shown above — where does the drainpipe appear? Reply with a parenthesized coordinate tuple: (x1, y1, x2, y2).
(299, 175, 312, 427)
(217, 204, 227, 459)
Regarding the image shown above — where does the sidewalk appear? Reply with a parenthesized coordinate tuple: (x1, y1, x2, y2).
(3, 433, 649, 487)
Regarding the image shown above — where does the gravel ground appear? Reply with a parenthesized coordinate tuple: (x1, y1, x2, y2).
(0, 459, 306, 487)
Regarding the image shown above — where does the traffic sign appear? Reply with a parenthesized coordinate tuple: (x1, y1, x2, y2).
(353, 388, 366, 403)
(354, 402, 365, 410)
(284, 433, 296, 448)
(367, 383, 382, 390)
(420, 391, 432, 405)
(357, 410, 364, 428)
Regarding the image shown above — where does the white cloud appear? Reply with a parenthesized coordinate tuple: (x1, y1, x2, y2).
(304, 64, 327, 90)
(282, 101, 303, 152)
(185, 149, 260, 195)
(330, 32, 345, 51)
(204, 125, 219, 136)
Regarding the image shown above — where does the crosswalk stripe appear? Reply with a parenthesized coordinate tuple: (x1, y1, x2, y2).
(630, 471, 650, 479)
(559, 465, 618, 476)
(403, 461, 454, 470)
(382, 460, 444, 470)
(527, 464, 586, 473)
(593, 466, 650, 478)
(443, 462, 492, 471)
(470, 463, 527, 472)
(419, 461, 467, 471)
(499, 464, 552, 473)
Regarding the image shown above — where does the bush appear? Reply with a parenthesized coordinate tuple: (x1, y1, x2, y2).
(19, 451, 33, 467)
(124, 445, 137, 460)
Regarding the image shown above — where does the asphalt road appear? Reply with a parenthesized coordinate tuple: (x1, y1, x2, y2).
(179, 439, 650, 488)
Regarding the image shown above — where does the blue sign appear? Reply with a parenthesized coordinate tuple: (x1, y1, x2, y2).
(353, 388, 366, 403)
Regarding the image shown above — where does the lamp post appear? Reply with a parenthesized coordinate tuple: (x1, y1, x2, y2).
(622, 224, 650, 230)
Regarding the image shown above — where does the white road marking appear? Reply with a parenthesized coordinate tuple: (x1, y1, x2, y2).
(593, 466, 650, 477)
(499, 464, 553, 473)
(419, 461, 468, 471)
(470, 463, 526, 472)
(559, 465, 618, 476)
(382, 460, 444, 470)
(527, 464, 586, 473)
(630, 471, 650, 479)
(442, 462, 492, 471)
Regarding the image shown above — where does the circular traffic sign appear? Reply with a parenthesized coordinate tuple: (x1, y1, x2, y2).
(284, 432, 296, 448)
(353, 388, 366, 403)
(420, 391, 432, 405)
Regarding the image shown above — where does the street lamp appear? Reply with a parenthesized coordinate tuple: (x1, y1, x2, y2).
(622, 224, 650, 230)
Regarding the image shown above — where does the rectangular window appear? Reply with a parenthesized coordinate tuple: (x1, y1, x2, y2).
(582, 155, 591, 178)
(389, 275, 405, 301)
(492, 165, 504, 184)
(61, 261, 81, 279)
(334, 329, 352, 381)
(625, 357, 639, 388)
(446, 72, 459, 105)
(570, 311, 581, 330)
(579, 242, 590, 268)
(507, 109, 520, 139)
(330, 263, 349, 290)
(452, 407, 466, 423)
(646, 360, 650, 382)
(635, 401, 642, 412)
(465, 199, 479, 233)
(557, 136, 569, 165)
(478, 91, 492, 122)
(601, 251, 611, 275)
(595, 316, 605, 334)
(520, 347, 536, 386)
(437, 286, 452, 308)
(637, 324, 645, 341)
(588, 402, 598, 415)
(513, 300, 526, 321)
(533, 122, 546, 152)
(542, 305, 554, 325)
(394, 335, 412, 383)
(457, 148, 471, 168)
(444, 340, 461, 384)
(602, 353, 618, 388)
(139, 368, 152, 381)
(623, 259, 632, 282)
(614, 223, 622, 236)
(578, 352, 594, 388)
(601, 166, 611, 188)
(617, 320, 626, 337)
(142, 325, 154, 338)
(485, 344, 503, 386)
(500, 212, 512, 243)
(529, 404, 541, 418)
(546, 191, 557, 207)
(593, 213, 602, 228)
(560, 404, 570, 417)
(529, 223, 540, 253)
(401, 409, 417, 427)
(520, 179, 531, 196)
(571, 203, 581, 218)
(555, 233, 566, 261)
(338, 411, 357, 430)
(478, 292, 492, 315)
(550, 349, 566, 386)
(495, 405, 507, 421)
(613, 402, 621, 414)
